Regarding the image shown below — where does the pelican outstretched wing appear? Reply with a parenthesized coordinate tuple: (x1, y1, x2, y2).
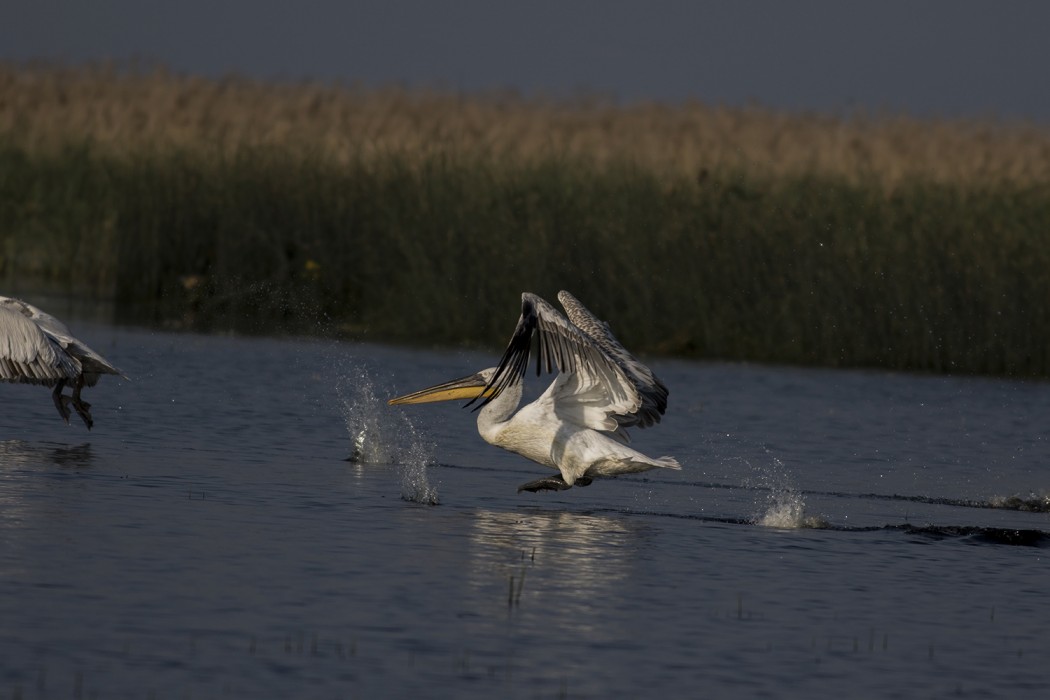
(0, 296, 123, 385)
(472, 291, 668, 430)
(557, 291, 668, 428)
(0, 299, 80, 385)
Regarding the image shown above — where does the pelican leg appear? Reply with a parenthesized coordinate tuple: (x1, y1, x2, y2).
(70, 375, 94, 430)
(51, 378, 71, 424)
(517, 475, 573, 493)
(575, 476, 593, 487)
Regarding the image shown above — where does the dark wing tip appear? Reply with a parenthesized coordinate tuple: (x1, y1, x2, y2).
(467, 293, 540, 410)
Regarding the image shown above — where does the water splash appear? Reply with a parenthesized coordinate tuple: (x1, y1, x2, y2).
(988, 492, 1050, 513)
(757, 488, 829, 529)
(747, 454, 829, 529)
(396, 434, 440, 506)
(339, 371, 397, 466)
(336, 363, 439, 505)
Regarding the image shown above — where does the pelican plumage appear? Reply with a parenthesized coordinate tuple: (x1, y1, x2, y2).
(0, 296, 124, 429)
(389, 291, 680, 492)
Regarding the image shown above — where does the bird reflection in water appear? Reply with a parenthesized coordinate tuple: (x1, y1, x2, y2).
(0, 439, 94, 469)
(0, 441, 95, 537)
(468, 508, 641, 612)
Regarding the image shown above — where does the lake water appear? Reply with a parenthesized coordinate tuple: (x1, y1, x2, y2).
(1, 321, 1047, 699)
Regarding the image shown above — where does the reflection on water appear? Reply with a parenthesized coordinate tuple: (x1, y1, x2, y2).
(0, 439, 94, 468)
(468, 508, 639, 609)
(2, 326, 1049, 699)
(0, 440, 95, 581)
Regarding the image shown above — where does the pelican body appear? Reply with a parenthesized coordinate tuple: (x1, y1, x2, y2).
(389, 291, 680, 492)
(0, 296, 124, 429)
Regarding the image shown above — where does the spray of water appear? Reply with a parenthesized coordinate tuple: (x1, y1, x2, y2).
(394, 433, 440, 506)
(336, 363, 439, 505)
(748, 454, 828, 529)
(988, 491, 1050, 513)
(757, 488, 827, 529)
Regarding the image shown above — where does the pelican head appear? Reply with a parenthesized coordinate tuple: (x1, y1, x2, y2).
(388, 368, 498, 406)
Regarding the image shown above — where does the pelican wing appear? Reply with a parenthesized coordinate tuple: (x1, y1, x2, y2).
(2, 296, 123, 384)
(475, 291, 668, 432)
(557, 291, 668, 428)
(0, 299, 80, 385)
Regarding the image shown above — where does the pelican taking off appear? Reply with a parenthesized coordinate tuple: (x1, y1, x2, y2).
(0, 296, 124, 429)
(389, 291, 680, 492)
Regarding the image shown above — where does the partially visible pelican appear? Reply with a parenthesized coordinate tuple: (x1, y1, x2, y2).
(0, 296, 124, 429)
(389, 291, 680, 492)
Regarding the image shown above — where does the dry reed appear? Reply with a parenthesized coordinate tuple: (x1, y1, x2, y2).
(2, 63, 1050, 377)
(3, 62, 1049, 187)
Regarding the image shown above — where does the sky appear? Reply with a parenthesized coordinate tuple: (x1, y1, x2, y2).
(4, 0, 1049, 122)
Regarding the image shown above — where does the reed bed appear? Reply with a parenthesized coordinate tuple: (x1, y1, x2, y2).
(5, 63, 1050, 187)
(2, 64, 1050, 376)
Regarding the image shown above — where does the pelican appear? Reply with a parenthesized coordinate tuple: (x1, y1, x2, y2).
(389, 291, 680, 492)
(0, 296, 124, 429)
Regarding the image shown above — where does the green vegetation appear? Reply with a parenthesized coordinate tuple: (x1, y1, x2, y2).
(2, 65, 1050, 376)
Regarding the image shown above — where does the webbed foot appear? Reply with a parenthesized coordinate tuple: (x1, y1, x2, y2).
(517, 475, 573, 493)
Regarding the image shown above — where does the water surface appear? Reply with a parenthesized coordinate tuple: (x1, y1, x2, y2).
(1, 323, 1047, 698)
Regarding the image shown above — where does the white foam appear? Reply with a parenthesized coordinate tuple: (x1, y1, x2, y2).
(757, 489, 828, 529)
(988, 491, 1050, 513)
(743, 453, 828, 529)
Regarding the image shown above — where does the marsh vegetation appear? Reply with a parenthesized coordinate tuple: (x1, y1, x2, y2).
(3, 64, 1049, 375)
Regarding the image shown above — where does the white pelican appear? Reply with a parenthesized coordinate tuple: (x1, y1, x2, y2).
(389, 291, 680, 492)
(0, 296, 124, 429)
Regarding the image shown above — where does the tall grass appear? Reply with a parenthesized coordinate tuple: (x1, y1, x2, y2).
(2, 64, 1050, 376)
(5, 63, 1049, 187)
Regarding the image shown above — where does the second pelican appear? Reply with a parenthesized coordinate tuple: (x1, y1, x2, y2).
(389, 291, 680, 492)
(0, 295, 124, 429)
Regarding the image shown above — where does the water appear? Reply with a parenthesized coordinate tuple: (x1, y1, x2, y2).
(1, 322, 1048, 699)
